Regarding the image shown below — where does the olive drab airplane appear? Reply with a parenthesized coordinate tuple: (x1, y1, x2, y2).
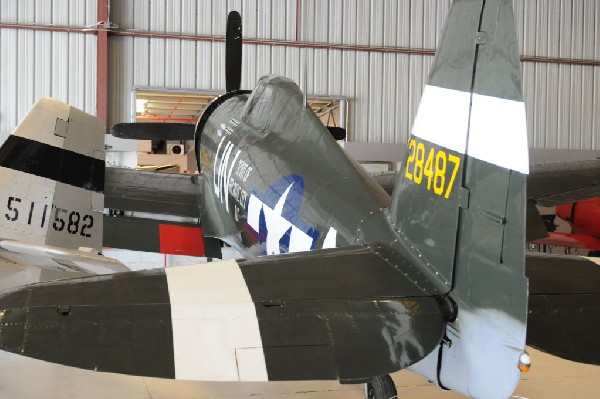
(1, 1, 599, 399)
(0, 97, 128, 287)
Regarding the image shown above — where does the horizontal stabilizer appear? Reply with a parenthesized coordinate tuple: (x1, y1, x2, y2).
(105, 167, 201, 218)
(0, 240, 128, 274)
(110, 123, 195, 141)
(526, 253, 600, 365)
(0, 245, 447, 383)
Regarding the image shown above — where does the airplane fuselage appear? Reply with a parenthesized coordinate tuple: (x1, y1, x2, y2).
(197, 76, 399, 260)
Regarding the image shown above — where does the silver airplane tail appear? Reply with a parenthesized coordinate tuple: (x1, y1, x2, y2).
(390, 0, 529, 397)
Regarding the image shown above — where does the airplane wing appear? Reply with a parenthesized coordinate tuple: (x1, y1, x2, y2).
(526, 252, 600, 365)
(369, 159, 600, 205)
(528, 160, 600, 206)
(105, 167, 200, 218)
(0, 240, 129, 274)
(0, 244, 448, 383)
(104, 167, 222, 258)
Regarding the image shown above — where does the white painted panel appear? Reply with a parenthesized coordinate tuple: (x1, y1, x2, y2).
(341, 0, 357, 45)
(568, 65, 583, 149)
(196, 42, 213, 89)
(166, 0, 182, 32)
(242, 44, 257, 91)
(521, 62, 536, 148)
(256, 45, 272, 83)
(532, 63, 547, 148)
(68, 34, 84, 109)
(328, 0, 343, 44)
(422, 0, 437, 50)
(33, 31, 52, 101)
(367, 53, 383, 142)
(396, 54, 411, 144)
(181, 40, 197, 88)
(580, 67, 594, 149)
(353, 52, 369, 141)
(165, 39, 182, 88)
(327, 49, 342, 95)
(581, 0, 596, 62)
(355, 0, 370, 46)
(369, 0, 384, 46)
(409, 1, 424, 49)
(256, 0, 272, 40)
(313, 0, 328, 43)
(396, 0, 410, 47)
(284, 46, 301, 87)
(285, 0, 296, 41)
(380, 53, 396, 143)
(16, 30, 35, 122)
(594, 67, 600, 149)
(133, 37, 150, 87)
(340, 51, 356, 139)
(149, 39, 166, 86)
(271, 0, 286, 40)
(382, 0, 397, 47)
(17, 0, 34, 24)
(84, 34, 96, 115)
(270, 46, 286, 76)
(241, 0, 258, 39)
(313, 49, 328, 95)
(196, 0, 213, 35)
(544, 64, 559, 148)
(52, 0, 69, 25)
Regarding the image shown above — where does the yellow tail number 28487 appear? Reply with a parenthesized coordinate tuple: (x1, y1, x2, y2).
(404, 139, 460, 199)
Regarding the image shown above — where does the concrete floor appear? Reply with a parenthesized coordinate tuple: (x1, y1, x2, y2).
(0, 347, 598, 398)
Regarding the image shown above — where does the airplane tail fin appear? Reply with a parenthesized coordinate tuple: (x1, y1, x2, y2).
(0, 98, 105, 251)
(390, 0, 529, 397)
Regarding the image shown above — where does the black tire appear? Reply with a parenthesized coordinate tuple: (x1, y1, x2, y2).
(365, 374, 397, 399)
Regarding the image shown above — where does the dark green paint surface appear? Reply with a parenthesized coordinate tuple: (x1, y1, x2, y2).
(0, 270, 175, 379)
(256, 297, 445, 383)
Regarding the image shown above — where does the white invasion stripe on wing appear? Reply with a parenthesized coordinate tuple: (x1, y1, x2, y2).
(411, 85, 471, 155)
(165, 261, 268, 382)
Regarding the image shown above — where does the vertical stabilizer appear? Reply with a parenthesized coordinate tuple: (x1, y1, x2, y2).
(0, 98, 105, 251)
(391, 0, 529, 397)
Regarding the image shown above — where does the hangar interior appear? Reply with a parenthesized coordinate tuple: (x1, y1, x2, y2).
(0, 1, 599, 398)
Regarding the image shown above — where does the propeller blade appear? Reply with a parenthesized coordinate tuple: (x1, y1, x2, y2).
(110, 123, 195, 141)
(225, 11, 242, 92)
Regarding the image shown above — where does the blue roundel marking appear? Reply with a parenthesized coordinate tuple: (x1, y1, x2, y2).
(246, 175, 320, 255)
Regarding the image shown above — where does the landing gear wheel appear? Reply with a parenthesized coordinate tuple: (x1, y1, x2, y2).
(365, 374, 397, 399)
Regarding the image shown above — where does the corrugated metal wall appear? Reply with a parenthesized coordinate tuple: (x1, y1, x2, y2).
(0, 0, 97, 142)
(1, 0, 599, 149)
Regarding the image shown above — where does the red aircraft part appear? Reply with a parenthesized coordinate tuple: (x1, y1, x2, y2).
(158, 224, 206, 257)
(556, 198, 600, 238)
(532, 231, 600, 251)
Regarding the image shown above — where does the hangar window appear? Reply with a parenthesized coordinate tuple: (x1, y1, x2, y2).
(131, 88, 347, 172)
(132, 87, 347, 131)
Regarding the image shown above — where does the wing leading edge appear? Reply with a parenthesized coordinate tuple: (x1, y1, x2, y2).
(0, 244, 447, 383)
